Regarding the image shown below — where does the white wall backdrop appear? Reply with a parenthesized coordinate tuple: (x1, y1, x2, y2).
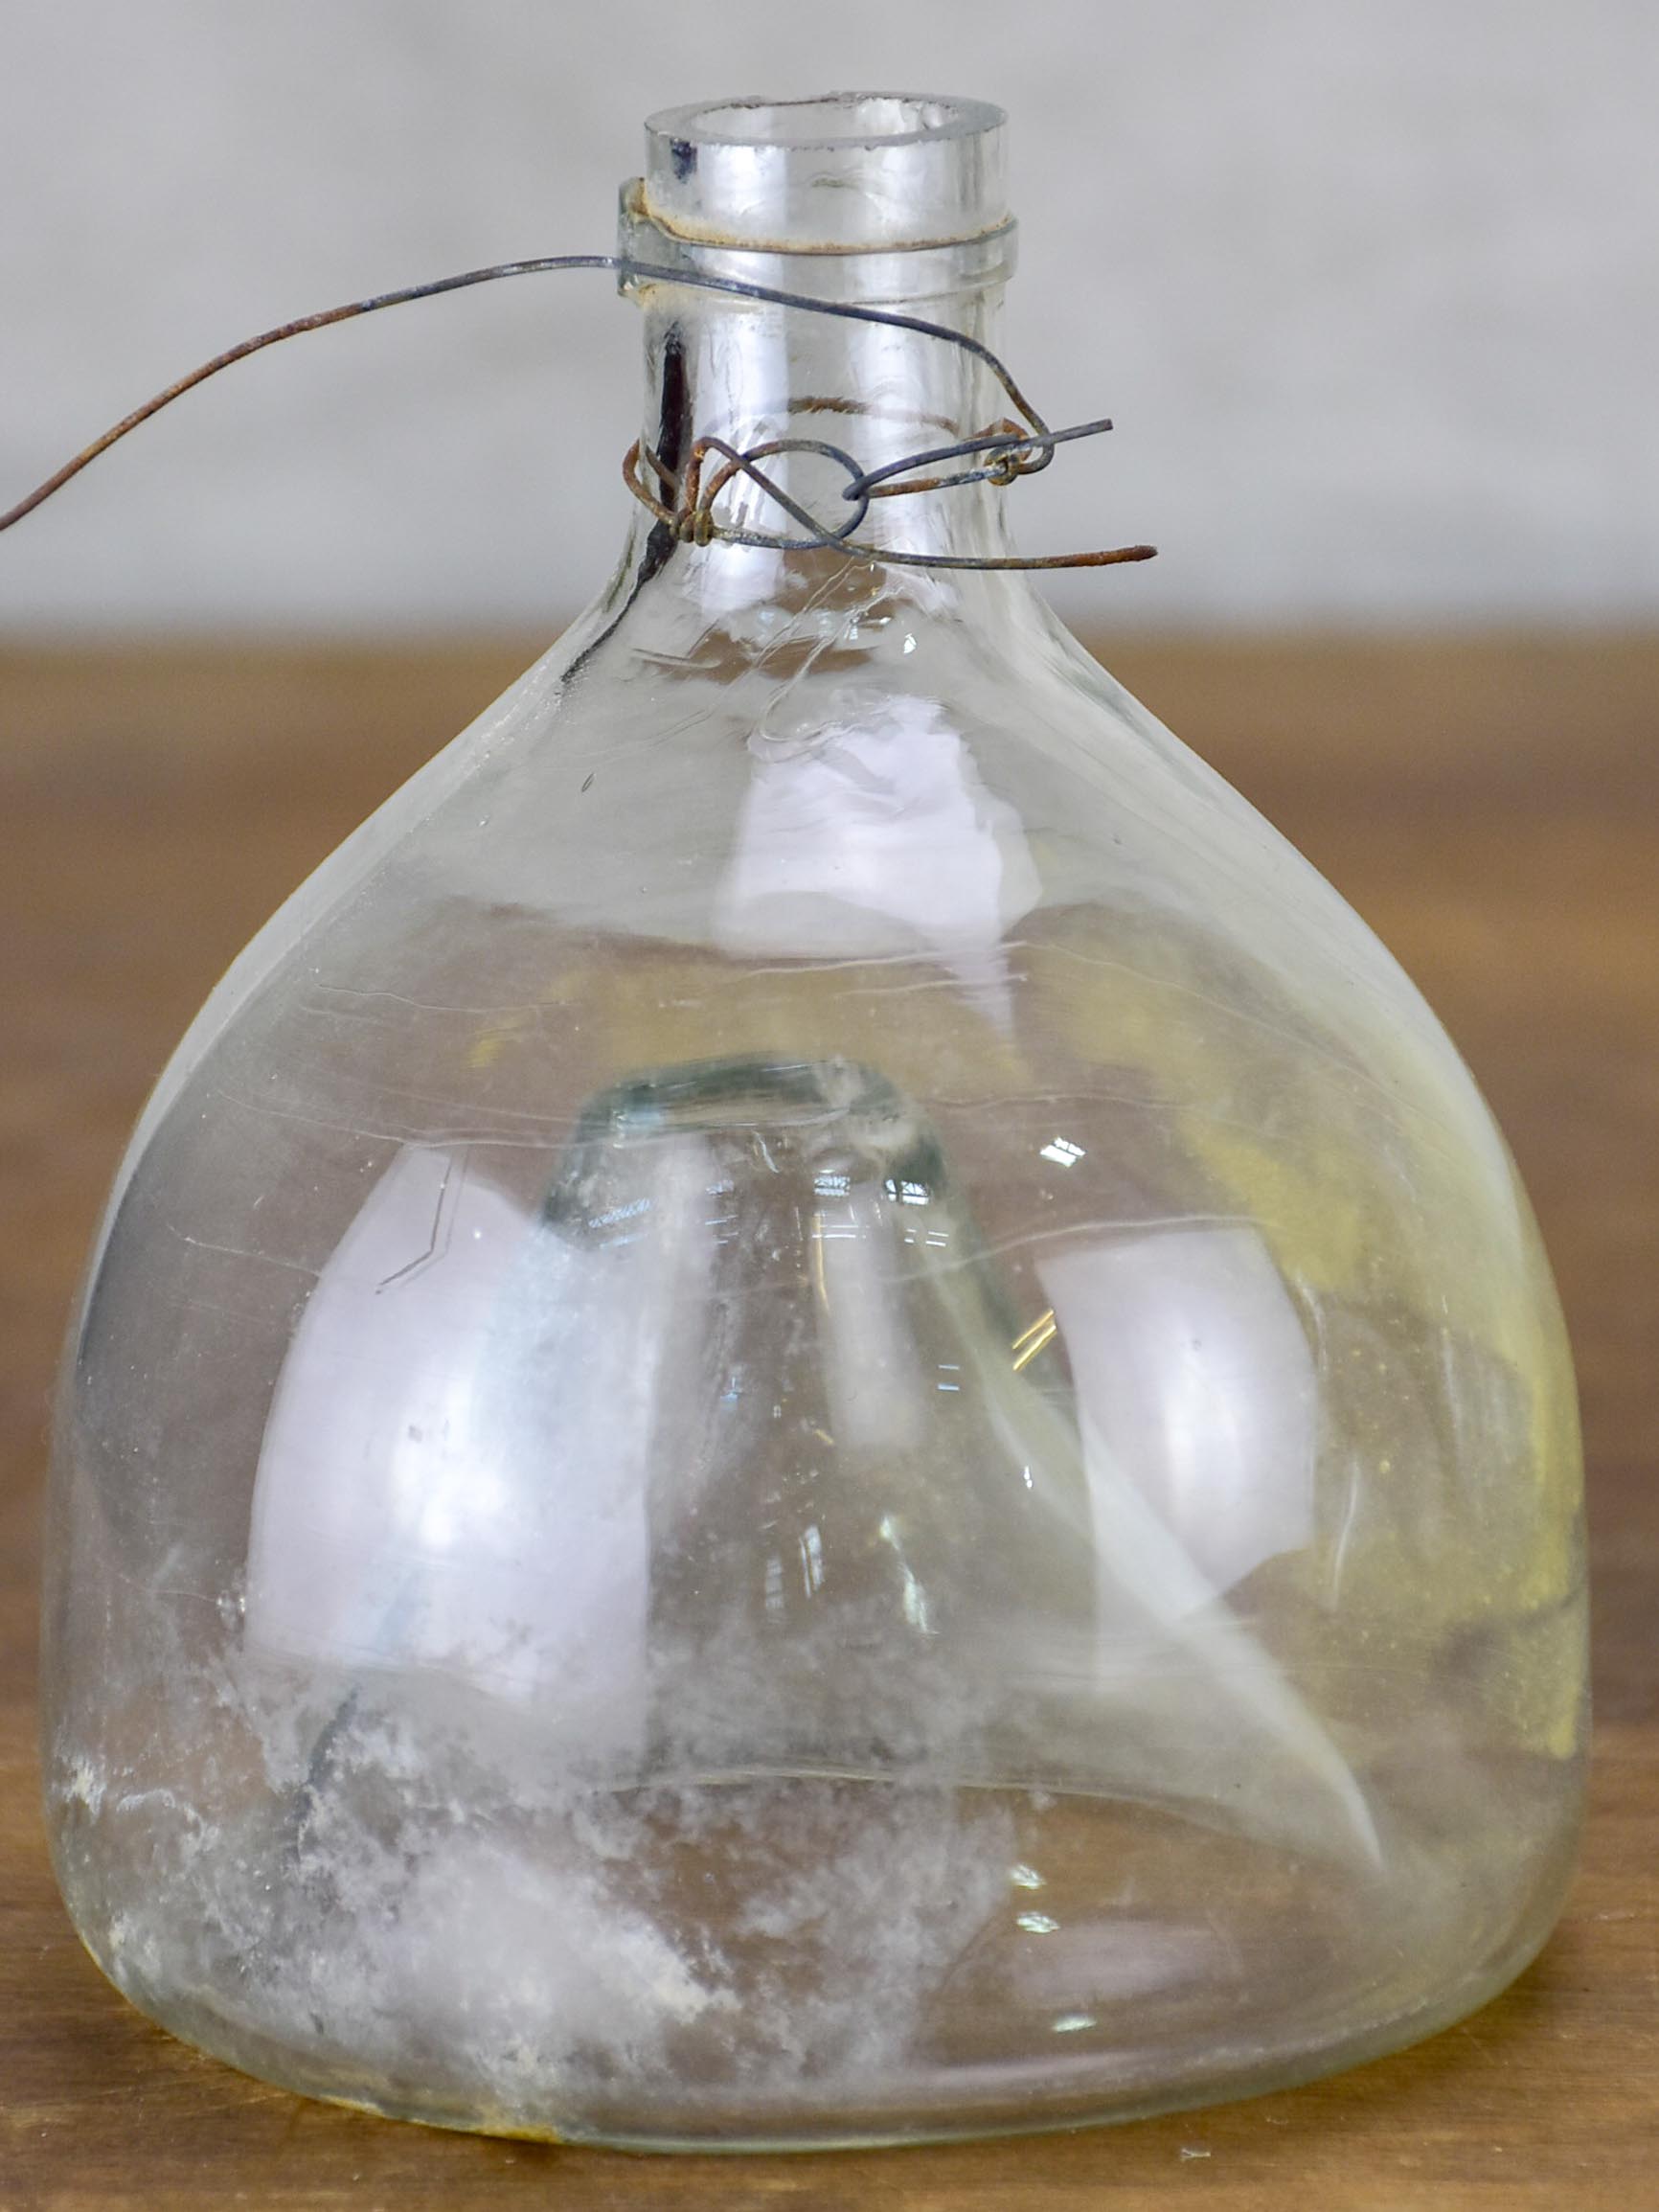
(1, 0, 1654, 633)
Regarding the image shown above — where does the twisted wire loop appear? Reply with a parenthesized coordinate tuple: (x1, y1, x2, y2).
(623, 411, 1157, 572)
(0, 252, 1157, 575)
(624, 433, 871, 554)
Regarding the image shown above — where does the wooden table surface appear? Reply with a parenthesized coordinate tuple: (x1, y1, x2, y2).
(1, 636, 1654, 2210)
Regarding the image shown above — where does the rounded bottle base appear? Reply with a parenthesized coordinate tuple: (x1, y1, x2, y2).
(57, 1769, 1579, 2152)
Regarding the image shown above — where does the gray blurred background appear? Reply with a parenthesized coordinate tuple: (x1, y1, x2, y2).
(2, 0, 1654, 635)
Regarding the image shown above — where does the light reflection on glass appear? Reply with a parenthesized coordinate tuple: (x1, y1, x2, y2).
(1039, 1137, 1086, 1168)
(1037, 1224, 1317, 1608)
(713, 690, 1040, 1023)
(244, 1137, 720, 1757)
(1010, 1921, 1228, 2009)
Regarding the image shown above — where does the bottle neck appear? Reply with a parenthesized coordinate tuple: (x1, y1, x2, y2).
(617, 211, 1023, 615)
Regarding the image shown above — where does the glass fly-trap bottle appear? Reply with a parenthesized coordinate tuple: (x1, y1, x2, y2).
(40, 93, 1587, 2149)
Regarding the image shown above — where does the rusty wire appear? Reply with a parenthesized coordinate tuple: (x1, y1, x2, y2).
(0, 253, 1157, 574)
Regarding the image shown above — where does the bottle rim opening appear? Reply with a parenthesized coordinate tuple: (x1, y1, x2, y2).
(646, 93, 1006, 154)
(638, 91, 1011, 258)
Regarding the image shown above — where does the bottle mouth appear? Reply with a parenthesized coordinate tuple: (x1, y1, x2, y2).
(650, 93, 1005, 153)
(640, 91, 1011, 256)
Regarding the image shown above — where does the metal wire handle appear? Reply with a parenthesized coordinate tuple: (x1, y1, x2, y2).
(0, 252, 1157, 574)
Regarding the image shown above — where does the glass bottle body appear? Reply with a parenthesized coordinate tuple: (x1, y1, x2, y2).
(41, 96, 1586, 2148)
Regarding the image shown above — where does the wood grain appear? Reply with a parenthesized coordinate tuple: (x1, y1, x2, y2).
(2, 636, 1654, 2211)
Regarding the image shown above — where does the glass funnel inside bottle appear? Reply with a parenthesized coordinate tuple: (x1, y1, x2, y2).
(41, 92, 1587, 2150)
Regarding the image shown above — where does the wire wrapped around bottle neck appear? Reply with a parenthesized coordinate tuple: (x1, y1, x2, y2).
(0, 254, 1156, 575)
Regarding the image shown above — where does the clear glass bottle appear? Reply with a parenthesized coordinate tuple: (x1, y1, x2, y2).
(41, 94, 1587, 2150)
